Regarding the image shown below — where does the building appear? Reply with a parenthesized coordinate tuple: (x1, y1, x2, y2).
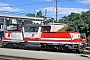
(0, 14, 44, 30)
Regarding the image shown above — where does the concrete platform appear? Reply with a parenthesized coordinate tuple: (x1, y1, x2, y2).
(0, 48, 90, 60)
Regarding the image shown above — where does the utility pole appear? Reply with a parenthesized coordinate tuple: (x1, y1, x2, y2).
(4, 18, 6, 36)
(45, 9, 47, 21)
(56, 0, 58, 22)
(52, 0, 55, 31)
(34, 10, 36, 22)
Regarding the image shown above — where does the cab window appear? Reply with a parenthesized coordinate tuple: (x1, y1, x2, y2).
(24, 27, 39, 32)
(29, 27, 39, 32)
(41, 26, 51, 32)
(7, 24, 21, 30)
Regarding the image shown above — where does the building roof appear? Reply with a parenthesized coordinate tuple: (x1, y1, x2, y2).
(0, 14, 44, 21)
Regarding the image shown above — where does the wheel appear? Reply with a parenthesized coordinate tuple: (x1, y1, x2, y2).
(24, 42, 29, 50)
(76, 49, 83, 53)
(64, 47, 69, 52)
(1, 43, 7, 48)
(41, 44, 47, 50)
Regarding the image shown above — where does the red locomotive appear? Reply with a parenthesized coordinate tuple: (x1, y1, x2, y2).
(1, 23, 87, 53)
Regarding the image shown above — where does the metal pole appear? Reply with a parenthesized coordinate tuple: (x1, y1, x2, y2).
(22, 20, 24, 40)
(52, 0, 55, 31)
(4, 18, 6, 36)
(34, 10, 36, 24)
(34, 10, 36, 23)
(45, 9, 47, 21)
(34, 10, 37, 24)
(56, 0, 58, 22)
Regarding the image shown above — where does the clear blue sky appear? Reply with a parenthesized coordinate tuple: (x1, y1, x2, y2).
(0, 0, 90, 19)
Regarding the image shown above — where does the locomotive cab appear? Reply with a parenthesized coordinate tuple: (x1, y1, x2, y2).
(24, 24, 51, 32)
(23, 24, 51, 48)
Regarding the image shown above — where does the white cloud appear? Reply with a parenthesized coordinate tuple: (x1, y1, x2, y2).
(0, 2, 9, 7)
(39, 7, 89, 15)
(79, 0, 90, 4)
(58, 7, 89, 14)
(0, 2, 21, 12)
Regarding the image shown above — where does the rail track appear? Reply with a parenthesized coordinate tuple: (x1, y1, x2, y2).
(0, 48, 90, 60)
(0, 55, 46, 60)
(0, 43, 90, 60)
(0, 42, 90, 58)
(0, 44, 90, 55)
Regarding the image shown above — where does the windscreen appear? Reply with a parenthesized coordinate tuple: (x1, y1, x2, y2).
(7, 24, 19, 30)
(24, 26, 39, 32)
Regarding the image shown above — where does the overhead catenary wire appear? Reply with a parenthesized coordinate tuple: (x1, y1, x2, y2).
(0, 0, 76, 16)
(0, 0, 76, 7)
(0, 1, 53, 7)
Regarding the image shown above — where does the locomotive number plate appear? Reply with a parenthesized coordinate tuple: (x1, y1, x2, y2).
(53, 43, 58, 45)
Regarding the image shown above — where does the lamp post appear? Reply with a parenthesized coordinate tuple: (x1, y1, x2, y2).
(4, 18, 6, 36)
(56, 0, 58, 22)
(52, 0, 55, 31)
(34, 10, 39, 24)
(34, 10, 36, 22)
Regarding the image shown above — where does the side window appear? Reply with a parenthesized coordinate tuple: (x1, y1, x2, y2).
(24, 26, 29, 32)
(29, 27, 39, 32)
(7, 25, 18, 30)
(41, 26, 51, 32)
(24, 27, 39, 32)
(35, 27, 39, 32)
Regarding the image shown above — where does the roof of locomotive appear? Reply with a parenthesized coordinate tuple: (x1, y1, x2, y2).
(23, 24, 51, 27)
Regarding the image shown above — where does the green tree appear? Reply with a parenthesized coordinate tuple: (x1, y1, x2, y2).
(60, 12, 88, 33)
(26, 10, 44, 18)
(61, 16, 68, 23)
(58, 19, 63, 23)
(26, 13, 35, 17)
(36, 10, 43, 17)
(59, 11, 90, 42)
(81, 10, 90, 36)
